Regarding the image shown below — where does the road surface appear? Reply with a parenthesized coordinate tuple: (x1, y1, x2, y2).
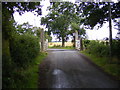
(39, 49, 119, 88)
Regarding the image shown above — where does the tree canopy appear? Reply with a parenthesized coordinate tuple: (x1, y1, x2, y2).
(2, 2, 42, 88)
(2, 2, 41, 39)
(41, 2, 85, 46)
(77, 2, 120, 29)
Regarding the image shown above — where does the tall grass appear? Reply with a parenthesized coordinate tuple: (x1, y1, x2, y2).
(81, 51, 120, 80)
(81, 40, 120, 80)
(11, 52, 47, 88)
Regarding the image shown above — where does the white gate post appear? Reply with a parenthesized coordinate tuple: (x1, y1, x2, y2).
(40, 29, 45, 52)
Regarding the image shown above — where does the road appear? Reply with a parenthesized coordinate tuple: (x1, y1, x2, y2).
(39, 49, 119, 88)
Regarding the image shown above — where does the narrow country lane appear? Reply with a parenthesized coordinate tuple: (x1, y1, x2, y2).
(39, 49, 119, 88)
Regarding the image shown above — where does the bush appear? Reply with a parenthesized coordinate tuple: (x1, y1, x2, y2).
(10, 34, 40, 68)
(85, 40, 120, 58)
(83, 39, 90, 49)
(112, 40, 120, 58)
(87, 40, 109, 57)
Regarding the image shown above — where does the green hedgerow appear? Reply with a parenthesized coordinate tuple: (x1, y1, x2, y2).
(10, 33, 40, 68)
(87, 40, 109, 57)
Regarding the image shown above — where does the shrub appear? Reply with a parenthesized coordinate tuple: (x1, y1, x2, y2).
(87, 40, 109, 57)
(86, 40, 120, 58)
(112, 40, 120, 58)
(10, 34, 40, 68)
(83, 39, 90, 49)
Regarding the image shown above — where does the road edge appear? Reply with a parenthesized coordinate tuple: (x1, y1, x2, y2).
(79, 52, 120, 82)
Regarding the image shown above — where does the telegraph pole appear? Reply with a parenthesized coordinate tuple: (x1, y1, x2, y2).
(108, 2, 112, 62)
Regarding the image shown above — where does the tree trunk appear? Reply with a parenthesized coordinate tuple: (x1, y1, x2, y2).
(80, 37, 83, 51)
(62, 36, 65, 47)
(2, 33, 11, 65)
(108, 2, 112, 62)
(73, 36, 75, 47)
(2, 37, 13, 88)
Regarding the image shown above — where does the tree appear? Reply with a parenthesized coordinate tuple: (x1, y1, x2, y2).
(2, 2, 41, 57)
(70, 22, 86, 48)
(2, 2, 41, 88)
(78, 2, 120, 29)
(2, 2, 41, 61)
(45, 31, 52, 42)
(41, 2, 78, 47)
(14, 22, 35, 35)
(77, 2, 120, 57)
(2, 2, 41, 38)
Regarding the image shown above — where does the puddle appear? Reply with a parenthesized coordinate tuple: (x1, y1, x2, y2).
(53, 69, 63, 75)
(52, 69, 71, 88)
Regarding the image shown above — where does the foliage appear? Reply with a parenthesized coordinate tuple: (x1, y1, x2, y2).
(2, 2, 41, 16)
(70, 23, 86, 36)
(2, 11, 16, 39)
(2, 2, 42, 88)
(84, 40, 120, 58)
(2, 54, 14, 88)
(45, 31, 52, 42)
(83, 39, 90, 49)
(3, 33, 41, 88)
(35, 27, 43, 39)
(77, 2, 120, 58)
(15, 22, 34, 35)
(86, 40, 109, 57)
(112, 40, 120, 58)
(78, 2, 120, 29)
(81, 51, 120, 80)
(5, 52, 47, 88)
(10, 34, 40, 68)
(2, 2, 41, 39)
(41, 2, 82, 46)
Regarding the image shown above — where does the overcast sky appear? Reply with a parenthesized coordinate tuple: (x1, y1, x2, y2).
(13, 0, 119, 41)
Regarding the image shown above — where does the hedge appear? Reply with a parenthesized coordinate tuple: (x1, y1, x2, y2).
(86, 40, 120, 58)
(10, 34, 40, 68)
(87, 40, 109, 57)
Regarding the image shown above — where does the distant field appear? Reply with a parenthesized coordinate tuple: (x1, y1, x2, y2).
(48, 42, 74, 47)
(48, 46, 75, 50)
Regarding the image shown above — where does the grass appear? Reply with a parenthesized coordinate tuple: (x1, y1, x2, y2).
(24, 52, 47, 88)
(81, 50, 120, 80)
(12, 52, 47, 88)
(48, 46, 75, 49)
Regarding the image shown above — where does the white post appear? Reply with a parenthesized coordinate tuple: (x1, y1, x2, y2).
(40, 29, 45, 52)
(75, 30, 78, 49)
(45, 39, 48, 51)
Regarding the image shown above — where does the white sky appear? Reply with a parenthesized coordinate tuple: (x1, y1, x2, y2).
(86, 21, 118, 40)
(13, 0, 119, 41)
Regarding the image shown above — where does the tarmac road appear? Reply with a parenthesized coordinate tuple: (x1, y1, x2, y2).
(39, 49, 119, 88)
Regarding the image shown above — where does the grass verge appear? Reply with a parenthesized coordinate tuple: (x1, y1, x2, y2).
(23, 52, 47, 88)
(80, 50, 120, 80)
(12, 52, 47, 88)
